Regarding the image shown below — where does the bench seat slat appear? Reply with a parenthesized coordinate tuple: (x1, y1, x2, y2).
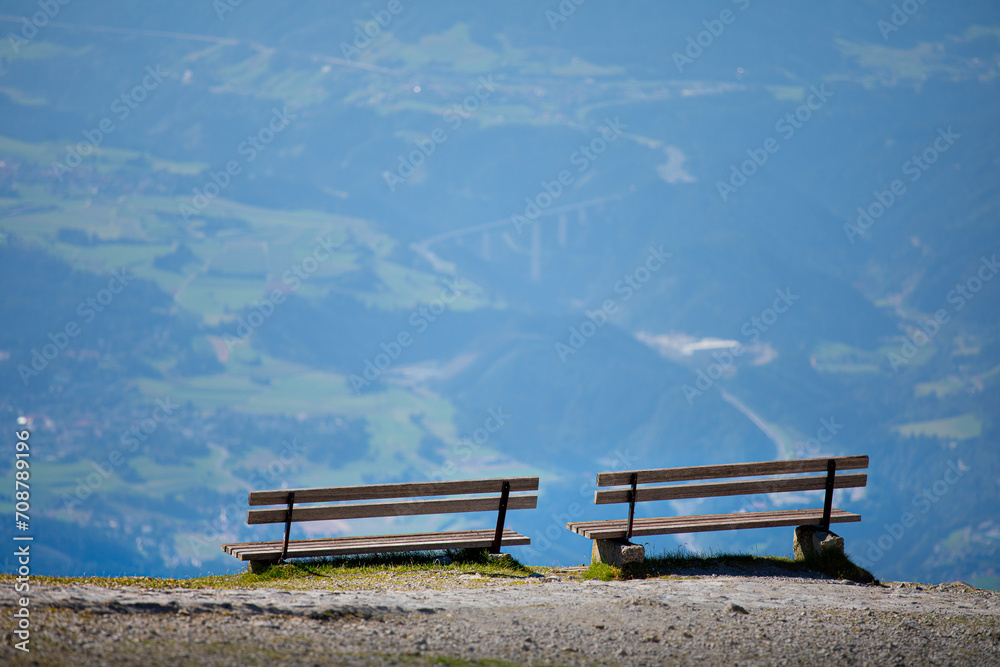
(247, 494, 537, 524)
(567, 508, 860, 539)
(595, 472, 867, 504)
(221, 529, 530, 561)
(249, 477, 540, 506)
(566, 507, 852, 531)
(596, 455, 869, 487)
(223, 529, 511, 551)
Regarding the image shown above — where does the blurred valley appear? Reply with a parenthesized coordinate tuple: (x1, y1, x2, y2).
(0, 1, 997, 587)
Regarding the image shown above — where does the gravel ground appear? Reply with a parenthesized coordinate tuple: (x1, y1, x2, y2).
(3, 568, 999, 666)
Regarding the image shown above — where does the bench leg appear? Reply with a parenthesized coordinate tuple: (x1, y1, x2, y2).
(592, 539, 645, 567)
(490, 481, 511, 554)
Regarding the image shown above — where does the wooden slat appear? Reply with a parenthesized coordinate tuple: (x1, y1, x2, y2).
(596, 455, 869, 486)
(595, 472, 867, 504)
(249, 476, 539, 506)
(566, 508, 860, 540)
(224, 529, 518, 552)
(247, 494, 537, 524)
(221, 529, 530, 561)
(566, 507, 823, 531)
(223, 529, 497, 553)
(567, 508, 854, 533)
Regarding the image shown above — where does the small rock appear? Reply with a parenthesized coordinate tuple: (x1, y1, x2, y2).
(728, 603, 749, 615)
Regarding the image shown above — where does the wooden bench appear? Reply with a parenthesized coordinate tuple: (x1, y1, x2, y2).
(566, 456, 868, 563)
(222, 476, 538, 567)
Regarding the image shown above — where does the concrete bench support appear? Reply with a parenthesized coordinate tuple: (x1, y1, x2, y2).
(592, 538, 644, 567)
(793, 525, 845, 560)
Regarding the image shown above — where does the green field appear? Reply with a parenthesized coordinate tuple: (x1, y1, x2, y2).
(893, 413, 983, 441)
(810, 341, 883, 374)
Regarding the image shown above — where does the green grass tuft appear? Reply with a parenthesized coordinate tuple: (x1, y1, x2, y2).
(580, 561, 619, 582)
(2, 549, 535, 590)
(583, 546, 878, 585)
(239, 548, 532, 582)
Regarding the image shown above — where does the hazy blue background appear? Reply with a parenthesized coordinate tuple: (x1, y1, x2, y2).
(0, 1, 997, 587)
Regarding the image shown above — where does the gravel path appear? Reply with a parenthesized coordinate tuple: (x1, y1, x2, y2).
(4, 569, 998, 665)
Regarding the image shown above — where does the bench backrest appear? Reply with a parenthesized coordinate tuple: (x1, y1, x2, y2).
(595, 455, 868, 538)
(247, 476, 539, 561)
(247, 476, 539, 524)
(595, 455, 868, 503)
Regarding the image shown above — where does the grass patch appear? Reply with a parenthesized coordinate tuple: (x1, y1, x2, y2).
(581, 561, 620, 582)
(242, 548, 532, 580)
(582, 547, 878, 585)
(4, 549, 534, 591)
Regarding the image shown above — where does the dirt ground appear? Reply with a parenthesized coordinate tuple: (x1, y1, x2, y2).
(4, 568, 999, 666)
